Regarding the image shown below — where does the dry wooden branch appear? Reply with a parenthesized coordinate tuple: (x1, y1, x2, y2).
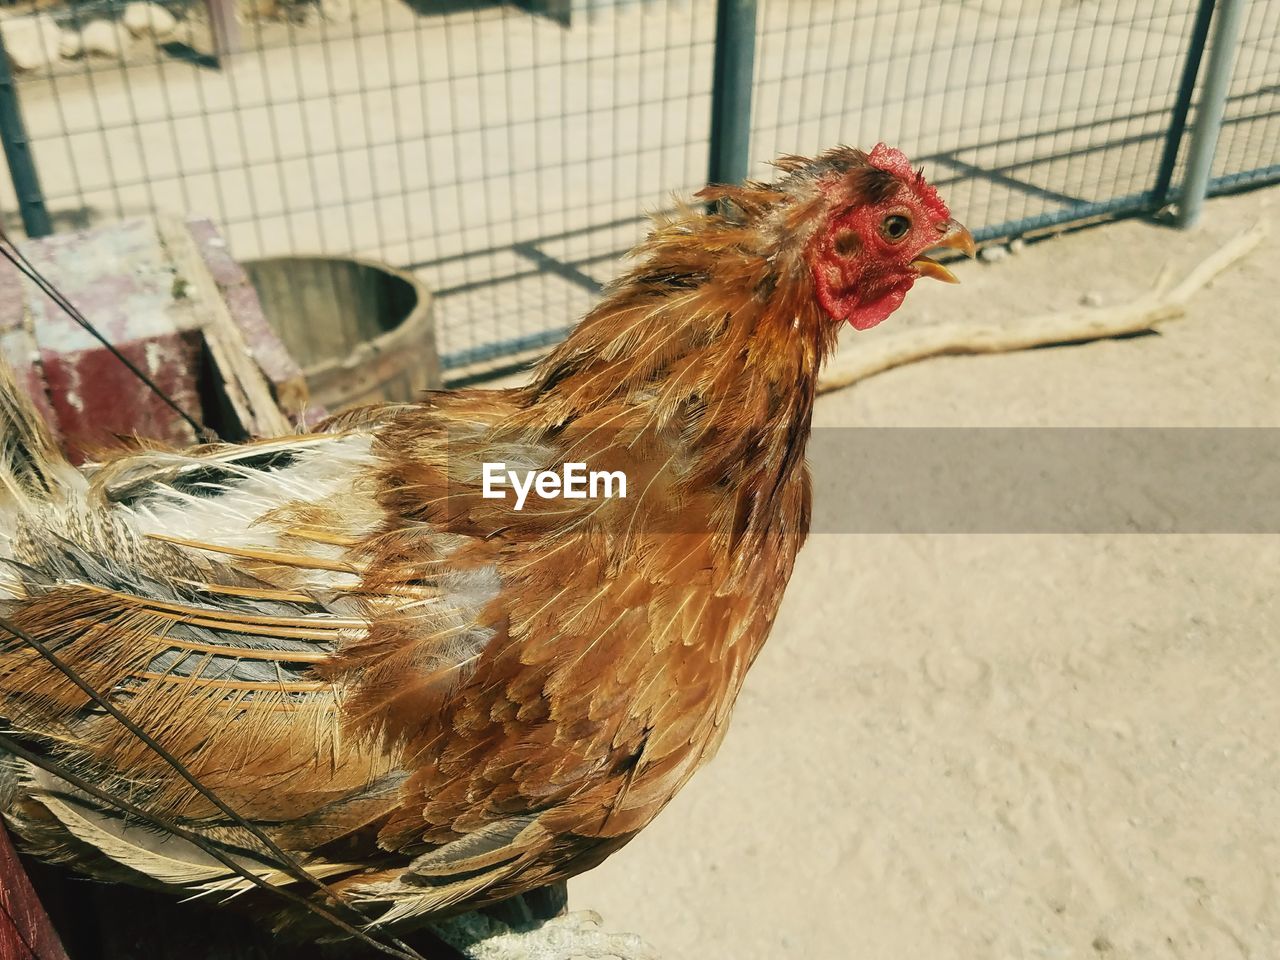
(817, 221, 1269, 395)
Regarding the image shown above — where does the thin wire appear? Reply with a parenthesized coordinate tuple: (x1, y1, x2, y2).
(0, 231, 213, 442)
(0, 731, 440, 960)
(348, 0, 388, 256)
(0, 56, 432, 952)
(316, 1, 360, 253)
(468, 7, 502, 358)
(39, 6, 88, 231)
(110, 13, 163, 228)
(73, 5, 127, 222)
(0, 609, 432, 956)
(0, 613, 438, 960)
(186, 19, 234, 240)
(383, 0, 415, 263)
(250, 9, 299, 254)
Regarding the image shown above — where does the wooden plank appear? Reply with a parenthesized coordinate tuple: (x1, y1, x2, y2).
(156, 217, 294, 439)
(183, 219, 311, 421)
(19, 219, 204, 458)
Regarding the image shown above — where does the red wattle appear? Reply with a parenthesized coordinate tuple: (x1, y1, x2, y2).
(844, 284, 911, 330)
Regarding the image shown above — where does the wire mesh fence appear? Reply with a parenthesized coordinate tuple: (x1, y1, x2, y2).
(1200, 0, 1280, 192)
(0, 0, 1275, 382)
(751, 1, 1224, 239)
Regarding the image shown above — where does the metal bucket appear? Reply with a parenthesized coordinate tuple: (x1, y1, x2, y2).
(242, 256, 440, 414)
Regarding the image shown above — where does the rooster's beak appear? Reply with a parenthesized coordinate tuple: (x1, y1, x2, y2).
(912, 220, 976, 284)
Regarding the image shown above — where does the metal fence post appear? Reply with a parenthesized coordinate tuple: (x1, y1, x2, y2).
(0, 33, 51, 238)
(707, 0, 759, 186)
(1153, 0, 1218, 206)
(1177, 0, 1247, 228)
(205, 0, 242, 66)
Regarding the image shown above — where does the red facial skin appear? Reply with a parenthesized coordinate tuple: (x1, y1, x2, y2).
(807, 149, 956, 330)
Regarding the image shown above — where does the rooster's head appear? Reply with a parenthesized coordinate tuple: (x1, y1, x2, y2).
(771, 143, 975, 331)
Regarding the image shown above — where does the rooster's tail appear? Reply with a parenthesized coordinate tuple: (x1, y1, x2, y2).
(0, 359, 69, 514)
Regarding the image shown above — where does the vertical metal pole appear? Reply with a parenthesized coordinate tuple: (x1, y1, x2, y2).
(205, 0, 242, 66)
(707, 0, 758, 186)
(512, 0, 572, 26)
(1177, 0, 1247, 228)
(0, 33, 51, 238)
(1153, 0, 1218, 205)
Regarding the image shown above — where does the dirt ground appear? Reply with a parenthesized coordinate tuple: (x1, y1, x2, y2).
(568, 186, 1280, 959)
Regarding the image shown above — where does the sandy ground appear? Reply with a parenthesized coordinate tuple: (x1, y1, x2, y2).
(567, 186, 1280, 959)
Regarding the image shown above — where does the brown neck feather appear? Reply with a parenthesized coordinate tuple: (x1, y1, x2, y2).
(526, 202, 833, 430)
(515, 201, 835, 550)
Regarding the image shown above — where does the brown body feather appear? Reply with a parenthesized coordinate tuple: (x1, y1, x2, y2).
(0, 146, 965, 933)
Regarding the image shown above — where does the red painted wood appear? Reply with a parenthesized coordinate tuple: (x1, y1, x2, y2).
(38, 329, 204, 461)
(0, 824, 70, 960)
(15, 219, 207, 459)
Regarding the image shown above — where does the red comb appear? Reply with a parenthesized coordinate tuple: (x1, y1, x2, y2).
(868, 143, 950, 220)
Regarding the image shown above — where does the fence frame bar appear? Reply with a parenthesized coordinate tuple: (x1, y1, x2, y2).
(707, 0, 759, 187)
(1153, 0, 1219, 205)
(0, 33, 51, 238)
(1177, 0, 1248, 227)
(205, 0, 243, 64)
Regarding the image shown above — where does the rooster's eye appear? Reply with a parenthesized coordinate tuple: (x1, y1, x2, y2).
(881, 214, 912, 242)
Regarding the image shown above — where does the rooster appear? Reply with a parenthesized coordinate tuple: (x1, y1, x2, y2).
(0, 145, 972, 943)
